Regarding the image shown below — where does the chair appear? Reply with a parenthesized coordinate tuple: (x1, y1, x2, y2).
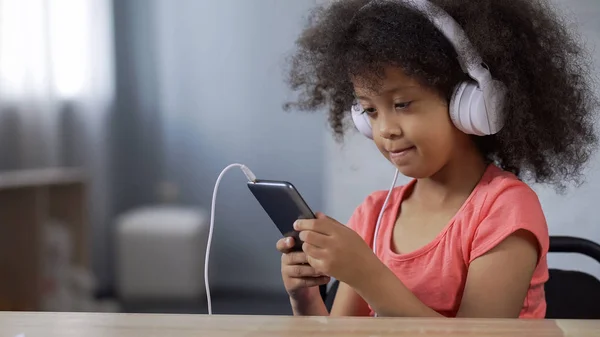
(319, 280, 336, 313)
(545, 235, 600, 319)
(323, 279, 339, 313)
(320, 236, 600, 317)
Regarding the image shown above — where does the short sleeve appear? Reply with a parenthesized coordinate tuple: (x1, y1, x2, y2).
(468, 181, 549, 264)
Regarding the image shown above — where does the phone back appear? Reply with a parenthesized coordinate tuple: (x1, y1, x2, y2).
(247, 180, 314, 249)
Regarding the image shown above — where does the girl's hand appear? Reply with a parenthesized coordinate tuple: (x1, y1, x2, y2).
(294, 212, 381, 287)
(276, 236, 331, 301)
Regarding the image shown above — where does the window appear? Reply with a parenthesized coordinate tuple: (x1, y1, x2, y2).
(0, 0, 111, 102)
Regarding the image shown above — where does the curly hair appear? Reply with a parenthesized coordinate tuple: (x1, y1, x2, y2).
(283, 0, 599, 188)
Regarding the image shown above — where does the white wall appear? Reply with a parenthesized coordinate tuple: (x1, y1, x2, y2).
(153, 0, 326, 294)
(323, 0, 600, 279)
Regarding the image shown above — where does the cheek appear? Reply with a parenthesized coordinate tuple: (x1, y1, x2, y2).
(417, 122, 455, 151)
(409, 112, 456, 158)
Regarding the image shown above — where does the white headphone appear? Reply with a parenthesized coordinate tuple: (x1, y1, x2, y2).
(350, 0, 507, 139)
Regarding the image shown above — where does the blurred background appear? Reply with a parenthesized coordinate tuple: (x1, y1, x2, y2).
(0, 0, 598, 316)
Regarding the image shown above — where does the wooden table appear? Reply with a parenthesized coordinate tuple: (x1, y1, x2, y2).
(0, 312, 599, 336)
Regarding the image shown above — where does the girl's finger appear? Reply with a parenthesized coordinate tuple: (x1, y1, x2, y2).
(276, 237, 295, 252)
(282, 251, 309, 265)
(284, 264, 322, 278)
(298, 276, 331, 289)
(302, 242, 326, 258)
(299, 230, 328, 248)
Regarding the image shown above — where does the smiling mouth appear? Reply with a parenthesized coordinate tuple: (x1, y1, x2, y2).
(388, 146, 415, 158)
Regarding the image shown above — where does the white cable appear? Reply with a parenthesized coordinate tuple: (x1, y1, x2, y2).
(372, 169, 399, 257)
(205, 163, 256, 315)
(205, 165, 395, 316)
(372, 168, 399, 318)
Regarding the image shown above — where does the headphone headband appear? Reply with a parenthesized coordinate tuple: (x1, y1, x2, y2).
(359, 0, 490, 85)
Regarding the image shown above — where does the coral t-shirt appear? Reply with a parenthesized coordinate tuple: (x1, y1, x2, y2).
(346, 164, 549, 318)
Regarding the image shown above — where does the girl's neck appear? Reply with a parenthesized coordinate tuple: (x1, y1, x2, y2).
(412, 147, 488, 207)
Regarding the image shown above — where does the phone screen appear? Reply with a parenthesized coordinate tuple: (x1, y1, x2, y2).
(247, 180, 315, 251)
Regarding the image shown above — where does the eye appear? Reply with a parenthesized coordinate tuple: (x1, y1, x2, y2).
(362, 107, 377, 116)
(395, 101, 412, 110)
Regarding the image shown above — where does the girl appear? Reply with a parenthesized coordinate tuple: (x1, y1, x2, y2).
(276, 0, 599, 318)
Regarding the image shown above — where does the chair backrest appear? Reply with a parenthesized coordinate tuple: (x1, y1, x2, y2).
(319, 283, 327, 303)
(323, 279, 339, 313)
(545, 236, 600, 319)
(549, 236, 600, 263)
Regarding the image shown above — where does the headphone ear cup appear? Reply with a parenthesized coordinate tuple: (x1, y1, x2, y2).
(351, 103, 373, 139)
(449, 82, 468, 133)
(449, 81, 494, 136)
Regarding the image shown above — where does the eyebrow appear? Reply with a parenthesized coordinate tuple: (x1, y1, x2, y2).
(354, 85, 417, 100)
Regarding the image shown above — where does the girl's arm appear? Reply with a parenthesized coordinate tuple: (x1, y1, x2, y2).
(289, 286, 329, 316)
(350, 230, 539, 318)
(290, 281, 371, 316)
(455, 230, 539, 317)
(330, 281, 372, 316)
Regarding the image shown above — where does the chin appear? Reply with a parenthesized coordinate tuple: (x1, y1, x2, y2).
(394, 163, 438, 179)
(396, 166, 428, 179)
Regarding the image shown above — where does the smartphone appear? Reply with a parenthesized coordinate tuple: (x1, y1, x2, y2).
(247, 179, 315, 251)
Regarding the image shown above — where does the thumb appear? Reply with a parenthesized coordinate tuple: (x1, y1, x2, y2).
(276, 236, 295, 252)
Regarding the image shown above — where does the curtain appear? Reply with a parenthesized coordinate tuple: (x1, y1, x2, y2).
(0, 0, 115, 290)
(0, 0, 114, 169)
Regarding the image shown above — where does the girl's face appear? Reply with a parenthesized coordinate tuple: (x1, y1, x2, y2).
(353, 66, 470, 179)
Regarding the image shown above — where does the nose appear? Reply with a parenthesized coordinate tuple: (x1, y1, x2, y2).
(378, 110, 402, 139)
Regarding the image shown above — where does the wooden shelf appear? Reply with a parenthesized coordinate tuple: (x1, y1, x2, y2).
(0, 168, 85, 189)
(0, 168, 89, 311)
